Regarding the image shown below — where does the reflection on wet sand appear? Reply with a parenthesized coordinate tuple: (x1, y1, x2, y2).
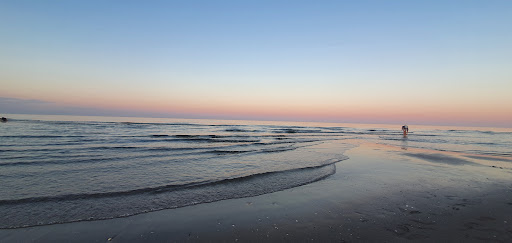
(401, 137, 408, 150)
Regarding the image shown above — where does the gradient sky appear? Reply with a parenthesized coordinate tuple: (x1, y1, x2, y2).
(1, 0, 511, 127)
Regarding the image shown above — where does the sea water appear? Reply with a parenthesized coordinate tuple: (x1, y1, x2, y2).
(0, 115, 511, 228)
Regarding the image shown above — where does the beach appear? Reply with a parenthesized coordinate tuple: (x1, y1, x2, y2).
(2, 140, 511, 242)
(3, 1, 511, 241)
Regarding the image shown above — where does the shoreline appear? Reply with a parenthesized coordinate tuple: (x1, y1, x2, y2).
(1, 141, 511, 242)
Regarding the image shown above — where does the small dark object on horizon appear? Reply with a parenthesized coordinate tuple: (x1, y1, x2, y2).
(1, 117, 7, 122)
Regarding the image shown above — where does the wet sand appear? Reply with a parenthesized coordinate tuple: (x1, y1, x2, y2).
(1, 141, 511, 242)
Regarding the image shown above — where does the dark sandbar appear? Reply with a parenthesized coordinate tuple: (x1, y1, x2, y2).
(403, 152, 474, 165)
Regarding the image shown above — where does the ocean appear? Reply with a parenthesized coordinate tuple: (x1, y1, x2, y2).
(1, 114, 511, 229)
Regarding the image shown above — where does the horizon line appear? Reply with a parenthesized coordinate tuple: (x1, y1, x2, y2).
(4, 112, 511, 130)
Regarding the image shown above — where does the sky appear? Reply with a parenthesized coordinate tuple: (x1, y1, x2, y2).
(1, 0, 511, 127)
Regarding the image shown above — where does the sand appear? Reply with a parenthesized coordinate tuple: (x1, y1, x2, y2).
(1, 141, 511, 242)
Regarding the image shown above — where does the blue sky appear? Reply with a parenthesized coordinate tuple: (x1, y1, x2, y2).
(1, 0, 511, 127)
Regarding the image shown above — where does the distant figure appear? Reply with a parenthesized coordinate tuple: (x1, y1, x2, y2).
(1, 117, 7, 122)
(402, 125, 408, 136)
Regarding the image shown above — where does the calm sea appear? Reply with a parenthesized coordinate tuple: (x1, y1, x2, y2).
(1, 114, 511, 228)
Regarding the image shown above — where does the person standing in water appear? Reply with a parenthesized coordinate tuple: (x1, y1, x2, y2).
(402, 125, 408, 136)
